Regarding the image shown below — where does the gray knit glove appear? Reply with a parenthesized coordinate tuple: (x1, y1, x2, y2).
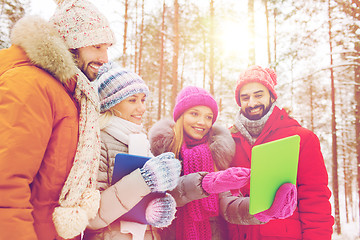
(140, 152, 181, 192)
(145, 193, 177, 228)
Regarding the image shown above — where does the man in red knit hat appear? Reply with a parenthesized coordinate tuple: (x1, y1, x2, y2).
(220, 65, 334, 240)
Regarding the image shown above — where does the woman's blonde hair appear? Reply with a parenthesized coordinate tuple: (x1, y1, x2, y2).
(169, 116, 184, 159)
(99, 108, 118, 130)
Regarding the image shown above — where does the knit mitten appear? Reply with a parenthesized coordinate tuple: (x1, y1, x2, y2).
(254, 183, 297, 222)
(201, 167, 251, 194)
(140, 152, 181, 192)
(145, 193, 177, 228)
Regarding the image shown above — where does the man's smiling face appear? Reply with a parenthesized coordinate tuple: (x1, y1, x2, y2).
(75, 43, 111, 81)
(239, 82, 275, 120)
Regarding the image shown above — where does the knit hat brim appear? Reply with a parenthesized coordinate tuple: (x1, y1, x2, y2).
(65, 26, 116, 49)
(100, 83, 150, 112)
(95, 63, 150, 112)
(50, 0, 116, 49)
(235, 66, 278, 106)
(173, 86, 218, 123)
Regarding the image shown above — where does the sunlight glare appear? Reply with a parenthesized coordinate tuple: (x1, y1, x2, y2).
(217, 20, 248, 58)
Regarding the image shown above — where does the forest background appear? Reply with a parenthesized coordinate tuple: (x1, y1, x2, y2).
(1, 0, 359, 239)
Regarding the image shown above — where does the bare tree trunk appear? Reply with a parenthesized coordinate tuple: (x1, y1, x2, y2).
(158, 0, 166, 120)
(355, 40, 360, 238)
(138, 0, 144, 75)
(171, 0, 179, 112)
(351, 4, 360, 236)
(328, 0, 341, 234)
(264, 0, 271, 64)
(341, 130, 349, 223)
(273, 7, 277, 71)
(202, 31, 206, 89)
(339, 85, 352, 224)
(248, 0, 255, 65)
(180, 51, 186, 89)
(122, 0, 128, 67)
(209, 0, 215, 95)
(134, 0, 138, 72)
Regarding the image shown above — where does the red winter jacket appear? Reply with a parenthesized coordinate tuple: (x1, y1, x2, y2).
(228, 106, 334, 240)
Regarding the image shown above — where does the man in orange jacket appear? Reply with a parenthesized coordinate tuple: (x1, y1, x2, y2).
(0, 0, 116, 239)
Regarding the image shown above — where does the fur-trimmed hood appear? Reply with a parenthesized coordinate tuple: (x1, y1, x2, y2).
(148, 119, 235, 170)
(9, 15, 77, 85)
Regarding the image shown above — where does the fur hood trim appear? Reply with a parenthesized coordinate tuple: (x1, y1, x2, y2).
(10, 16, 77, 84)
(149, 119, 235, 170)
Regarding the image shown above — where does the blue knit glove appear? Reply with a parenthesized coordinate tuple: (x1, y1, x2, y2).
(145, 193, 177, 228)
(140, 152, 181, 192)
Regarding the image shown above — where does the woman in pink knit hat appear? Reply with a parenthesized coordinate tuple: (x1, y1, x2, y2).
(149, 86, 251, 240)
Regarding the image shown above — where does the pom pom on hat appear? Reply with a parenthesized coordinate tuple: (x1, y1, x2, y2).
(94, 62, 150, 112)
(52, 189, 100, 239)
(173, 86, 218, 123)
(53, 206, 88, 239)
(235, 65, 278, 106)
(50, 0, 116, 49)
(79, 188, 101, 219)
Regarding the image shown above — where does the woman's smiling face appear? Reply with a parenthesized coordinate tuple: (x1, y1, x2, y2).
(183, 106, 213, 140)
(112, 93, 146, 125)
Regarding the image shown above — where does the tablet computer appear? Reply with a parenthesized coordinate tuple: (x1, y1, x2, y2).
(111, 153, 151, 185)
(112, 153, 165, 224)
(249, 135, 300, 215)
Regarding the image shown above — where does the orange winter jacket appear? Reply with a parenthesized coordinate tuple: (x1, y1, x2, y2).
(0, 17, 81, 240)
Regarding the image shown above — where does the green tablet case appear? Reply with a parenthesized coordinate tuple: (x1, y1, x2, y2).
(249, 135, 300, 215)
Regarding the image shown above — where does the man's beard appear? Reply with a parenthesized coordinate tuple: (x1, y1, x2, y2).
(242, 100, 273, 120)
(77, 61, 98, 81)
(71, 49, 97, 81)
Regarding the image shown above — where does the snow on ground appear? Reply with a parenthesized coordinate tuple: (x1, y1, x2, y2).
(332, 214, 359, 239)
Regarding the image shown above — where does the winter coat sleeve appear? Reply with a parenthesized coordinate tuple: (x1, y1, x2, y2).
(219, 191, 263, 225)
(296, 131, 334, 239)
(87, 168, 151, 229)
(95, 140, 114, 192)
(170, 172, 209, 207)
(209, 125, 235, 170)
(0, 68, 54, 239)
(87, 139, 151, 230)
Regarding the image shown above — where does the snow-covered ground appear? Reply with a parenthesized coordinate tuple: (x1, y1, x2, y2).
(332, 190, 359, 240)
(332, 221, 359, 240)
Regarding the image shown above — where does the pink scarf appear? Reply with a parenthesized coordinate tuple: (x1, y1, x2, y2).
(176, 134, 219, 240)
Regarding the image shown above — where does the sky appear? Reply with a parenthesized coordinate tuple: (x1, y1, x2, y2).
(28, 0, 268, 64)
(29, 0, 56, 19)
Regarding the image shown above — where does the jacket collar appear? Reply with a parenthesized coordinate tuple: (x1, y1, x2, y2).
(10, 16, 77, 87)
(232, 106, 301, 144)
(149, 119, 235, 170)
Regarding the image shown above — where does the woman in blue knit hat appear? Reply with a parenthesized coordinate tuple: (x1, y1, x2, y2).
(83, 62, 181, 240)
